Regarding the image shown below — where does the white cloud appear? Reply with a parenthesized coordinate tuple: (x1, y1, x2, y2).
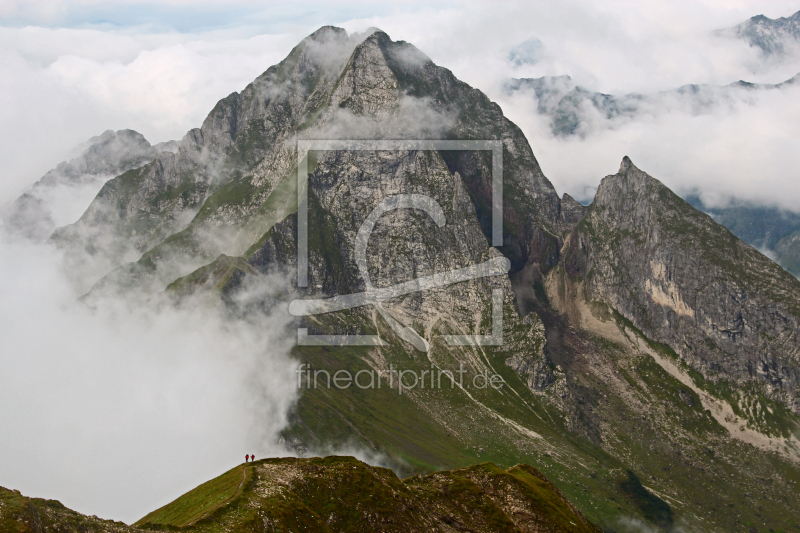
(0, 229, 299, 523)
(3, 1, 800, 208)
(335, 1, 800, 209)
(0, 26, 304, 202)
(495, 81, 800, 208)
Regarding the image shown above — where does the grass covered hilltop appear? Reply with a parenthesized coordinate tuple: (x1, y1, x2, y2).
(1, 455, 600, 532)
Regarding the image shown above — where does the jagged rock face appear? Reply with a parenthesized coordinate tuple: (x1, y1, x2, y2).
(568, 157, 800, 413)
(3, 129, 162, 242)
(52, 27, 575, 298)
(49, 27, 363, 292)
(559, 193, 586, 227)
(305, 150, 488, 288)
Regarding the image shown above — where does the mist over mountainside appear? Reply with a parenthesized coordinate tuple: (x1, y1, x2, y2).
(717, 10, 800, 57)
(3, 22, 800, 533)
(505, 72, 800, 137)
(1, 130, 176, 242)
(685, 194, 800, 279)
(502, 21, 800, 279)
(493, 6, 800, 217)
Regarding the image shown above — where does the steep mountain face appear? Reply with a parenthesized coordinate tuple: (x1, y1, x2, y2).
(53, 27, 568, 297)
(36, 27, 800, 532)
(565, 157, 800, 413)
(1, 457, 599, 532)
(686, 193, 800, 278)
(2, 129, 169, 242)
(505, 73, 799, 137)
(717, 10, 800, 57)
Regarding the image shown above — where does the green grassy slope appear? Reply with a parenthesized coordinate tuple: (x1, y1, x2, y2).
(134, 456, 600, 533)
(136, 465, 250, 528)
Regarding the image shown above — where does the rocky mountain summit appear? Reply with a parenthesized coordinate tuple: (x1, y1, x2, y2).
(23, 26, 800, 531)
(566, 157, 800, 413)
(717, 9, 800, 57)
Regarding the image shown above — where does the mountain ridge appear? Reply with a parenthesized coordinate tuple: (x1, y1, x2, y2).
(685, 193, 800, 278)
(717, 10, 800, 56)
(2, 129, 173, 242)
(0, 456, 601, 532)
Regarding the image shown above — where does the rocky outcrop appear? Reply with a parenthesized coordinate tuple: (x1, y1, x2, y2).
(560, 193, 587, 227)
(0, 485, 140, 533)
(567, 156, 800, 413)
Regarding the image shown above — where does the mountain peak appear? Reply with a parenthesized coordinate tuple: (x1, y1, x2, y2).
(16, 26, 800, 532)
(619, 155, 634, 173)
(304, 25, 348, 43)
(721, 9, 800, 56)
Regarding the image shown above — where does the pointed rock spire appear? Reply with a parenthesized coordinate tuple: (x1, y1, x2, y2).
(620, 155, 634, 173)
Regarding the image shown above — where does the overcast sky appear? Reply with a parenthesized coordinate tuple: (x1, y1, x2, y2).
(1, 0, 799, 207)
(1, 0, 799, 525)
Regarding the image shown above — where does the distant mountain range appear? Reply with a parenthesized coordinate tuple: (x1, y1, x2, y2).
(716, 9, 800, 57)
(686, 195, 800, 278)
(505, 72, 799, 137)
(503, 72, 800, 278)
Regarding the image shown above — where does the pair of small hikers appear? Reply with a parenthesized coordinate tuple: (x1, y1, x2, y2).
(245, 454, 255, 462)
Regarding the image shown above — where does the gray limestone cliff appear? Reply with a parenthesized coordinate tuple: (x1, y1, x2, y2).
(54, 27, 575, 297)
(565, 156, 800, 413)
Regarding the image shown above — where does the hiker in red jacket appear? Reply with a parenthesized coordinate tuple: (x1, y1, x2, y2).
(245, 454, 249, 463)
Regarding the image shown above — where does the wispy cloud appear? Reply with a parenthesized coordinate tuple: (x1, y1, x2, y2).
(0, 229, 298, 522)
